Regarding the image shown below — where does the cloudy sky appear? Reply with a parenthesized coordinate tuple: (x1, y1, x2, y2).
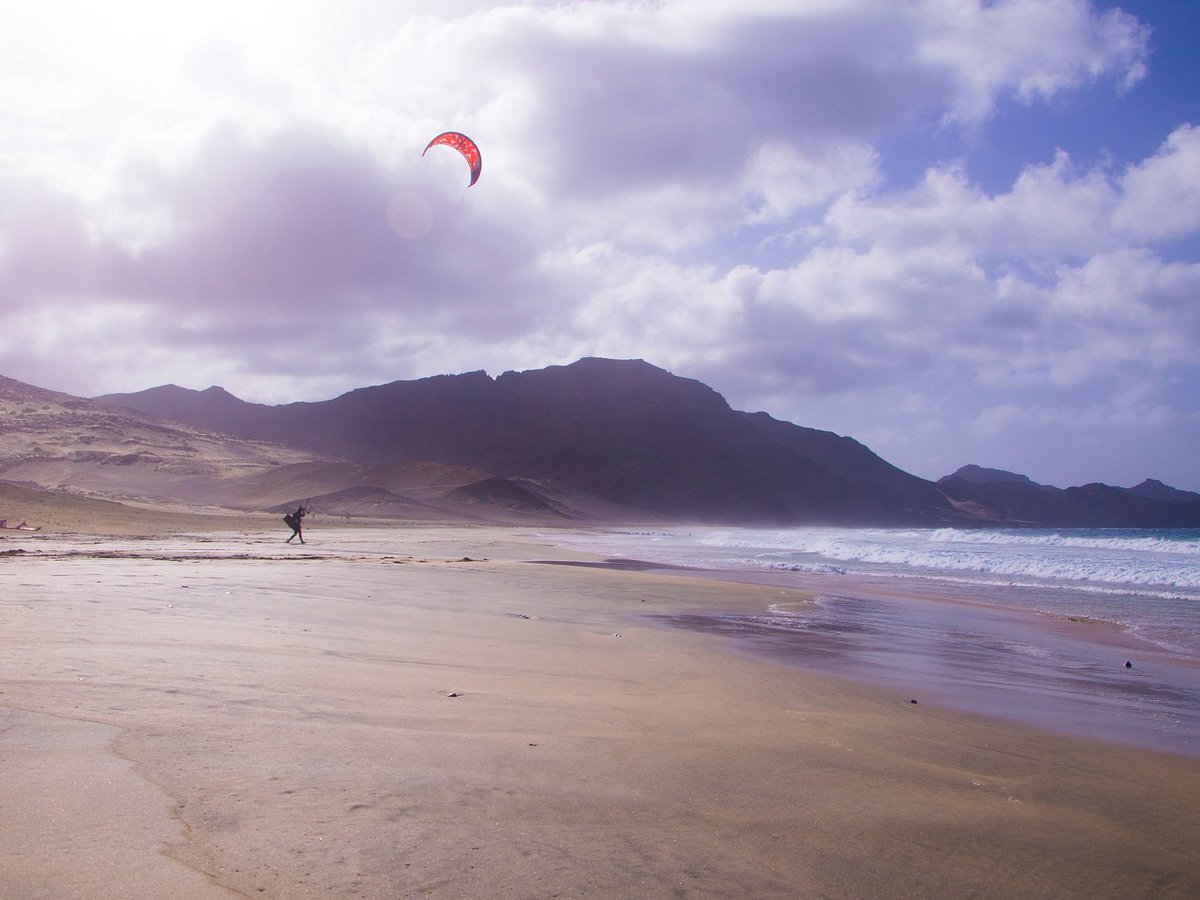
(2, 0, 1198, 491)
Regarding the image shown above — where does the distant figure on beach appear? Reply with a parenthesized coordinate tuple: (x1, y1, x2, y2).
(284, 504, 307, 544)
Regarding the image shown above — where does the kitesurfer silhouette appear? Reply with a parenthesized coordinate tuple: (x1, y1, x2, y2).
(284, 504, 307, 544)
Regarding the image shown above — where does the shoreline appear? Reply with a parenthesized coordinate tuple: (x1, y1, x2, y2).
(640, 555, 1200, 667)
(3, 525, 1199, 896)
(540, 555, 1200, 759)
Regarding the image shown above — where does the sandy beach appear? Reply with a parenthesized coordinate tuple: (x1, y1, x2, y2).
(2, 523, 1199, 898)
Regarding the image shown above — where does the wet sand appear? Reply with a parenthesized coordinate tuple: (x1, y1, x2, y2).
(650, 570, 1200, 759)
(2, 526, 1199, 897)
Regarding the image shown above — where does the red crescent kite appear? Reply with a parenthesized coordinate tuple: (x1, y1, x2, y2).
(422, 131, 482, 187)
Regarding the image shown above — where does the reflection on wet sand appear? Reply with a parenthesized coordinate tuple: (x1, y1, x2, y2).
(656, 586, 1200, 758)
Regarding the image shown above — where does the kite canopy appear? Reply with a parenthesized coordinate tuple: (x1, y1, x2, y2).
(422, 131, 482, 187)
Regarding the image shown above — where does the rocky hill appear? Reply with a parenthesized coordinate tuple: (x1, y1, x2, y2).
(937, 466, 1200, 528)
(0, 374, 316, 505)
(97, 358, 967, 525)
(93, 358, 1200, 527)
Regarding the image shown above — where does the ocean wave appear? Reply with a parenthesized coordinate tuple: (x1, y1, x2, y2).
(742, 556, 847, 575)
(549, 527, 1200, 591)
(845, 551, 1196, 590)
(692, 528, 1200, 590)
(926, 528, 1200, 555)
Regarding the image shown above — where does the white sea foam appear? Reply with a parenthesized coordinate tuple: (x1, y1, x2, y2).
(684, 527, 1200, 590)
(927, 528, 1200, 555)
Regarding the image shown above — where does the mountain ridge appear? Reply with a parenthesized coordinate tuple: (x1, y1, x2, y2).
(89, 357, 1200, 527)
(93, 358, 960, 524)
(935, 468, 1200, 528)
(1, 361, 1194, 527)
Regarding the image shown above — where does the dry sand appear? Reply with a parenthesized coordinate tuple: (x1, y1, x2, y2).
(2, 524, 1199, 898)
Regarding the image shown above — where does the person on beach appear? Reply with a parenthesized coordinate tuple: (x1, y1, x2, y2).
(284, 504, 307, 544)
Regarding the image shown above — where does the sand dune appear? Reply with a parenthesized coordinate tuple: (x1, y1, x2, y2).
(1, 375, 613, 524)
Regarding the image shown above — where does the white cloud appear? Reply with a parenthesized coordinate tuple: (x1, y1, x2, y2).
(2, 0, 1197, 491)
(973, 387, 1178, 437)
(1114, 124, 1200, 241)
(914, 0, 1148, 122)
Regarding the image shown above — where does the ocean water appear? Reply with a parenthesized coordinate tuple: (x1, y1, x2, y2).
(545, 526, 1200, 656)
(539, 526, 1200, 756)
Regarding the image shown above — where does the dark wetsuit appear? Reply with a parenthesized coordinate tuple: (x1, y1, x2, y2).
(284, 506, 306, 543)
